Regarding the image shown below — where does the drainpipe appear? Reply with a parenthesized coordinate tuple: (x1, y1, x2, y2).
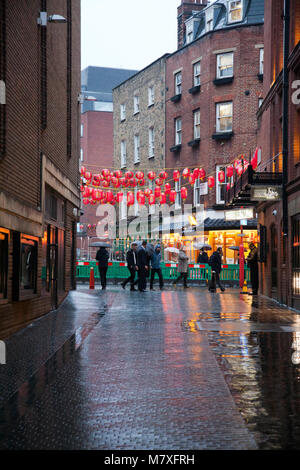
(282, 0, 290, 237)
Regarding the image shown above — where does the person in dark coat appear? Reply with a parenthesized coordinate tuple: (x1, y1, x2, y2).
(121, 242, 139, 291)
(246, 242, 259, 295)
(150, 244, 164, 290)
(137, 240, 149, 292)
(197, 248, 209, 264)
(96, 247, 109, 290)
(208, 247, 225, 292)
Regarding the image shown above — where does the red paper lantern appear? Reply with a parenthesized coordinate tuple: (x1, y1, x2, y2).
(226, 183, 231, 191)
(120, 177, 129, 187)
(144, 188, 152, 198)
(173, 170, 180, 181)
(83, 198, 90, 205)
(160, 192, 166, 204)
(189, 175, 195, 185)
(116, 192, 123, 203)
(114, 170, 123, 179)
(199, 168, 206, 180)
(85, 171, 92, 182)
(169, 190, 176, 203)
(208, 176, 215, 188)
(251, 148, 259, 170)
(182, 168, 190, 178)
(129, 178, 137, 187)
(138, 178, 145, 186)
(106, 190, 114, 202)
(80, 166, 86, 176)
(102, 180, 110, 188)
(135, 171, 144, 180)
(125, 171, 134, 179)
(226, 166, 234, 178)
(136, 190, 144, 201)
(154, 186, 161, 198)
(148, 171, 156, 180)
(218, 170, 225, 183)
(165, 183, 171, 194)
(159, 171, 168, 180)
(193, 168, 200, 179)
(155, 178, 163, 186)
(102, 169, 110, 178)
(181, 187, 188, 200)
(138, 194, 146, 205)
(149, 194, 156, 205)
(127, 192, 134, 206)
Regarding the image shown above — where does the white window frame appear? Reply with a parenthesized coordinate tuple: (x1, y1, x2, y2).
(121, 140, 127, 168)
(120, 103, 126, 121)
(193, 61, 201, 86)
(216, 165, 230, 205)
(193, 109, 200, 139)
(206, 8, 214, 32)
(228, 0, 243, 24)
(186, 20, 194, 44)
(259, 48, 264, 75)
(80, 124, 84, 137)
(121, 192, 127, 220)
(175, 117, 182, 145)
(133, 95, 139, 114)
(194, 178, 201, 207)
(148, 86, 154, 106)
(175, 178, 182, 209)
(148, 127, 155, 158)
(217, 52, 234, 79)
(175, 72, 182, 95)
(216, 102, 233, 133)
(80, 148, 83, 161)
(134, 134, 140, 164)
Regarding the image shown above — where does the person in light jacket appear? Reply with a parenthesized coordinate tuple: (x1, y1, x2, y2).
(173, 245, 189, 288)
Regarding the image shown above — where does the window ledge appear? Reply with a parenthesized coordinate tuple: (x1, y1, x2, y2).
(213, 76, 234, 86)
(148, 155, 155, 160)
(188, 85, 201, 95)
(120, 118, 126, 122)
(257, 73, 264, 82)
(148, 103, 154, 108)
(170, 144, 181, 153)
(212, 131, 234, 140)
(133, 111, 140, 116)
(170, 94, 181, 103)
(188, 138, 200, 147)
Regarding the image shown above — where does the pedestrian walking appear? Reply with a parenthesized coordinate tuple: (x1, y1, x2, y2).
(95, 247, 109, 290)
(197, 248, 209, 264)
(208, 247, 225, 292)
(150, 244, 164, 290)
(121, 242, 139, 291)
(137, 240, 149, 292)
(246, 242, 259, 295)
(173, 245, 189, 288)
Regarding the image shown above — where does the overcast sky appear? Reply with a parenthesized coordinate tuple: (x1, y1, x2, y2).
(81, 0, 180, 71)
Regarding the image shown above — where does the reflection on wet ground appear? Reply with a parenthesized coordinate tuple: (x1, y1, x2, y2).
(196, 296, 300, 449)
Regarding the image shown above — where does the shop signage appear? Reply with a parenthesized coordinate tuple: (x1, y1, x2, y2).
(251, 186, 282, 201)
(225, 208, 254, 221)
(200, 182, 208, 195)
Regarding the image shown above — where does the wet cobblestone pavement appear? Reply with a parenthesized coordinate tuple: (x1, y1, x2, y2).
(0, 284, 300, 449)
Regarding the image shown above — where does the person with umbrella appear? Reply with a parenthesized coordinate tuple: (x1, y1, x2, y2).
(136, 240, 149, 292)
(150, 244, 164, 290)
(197, 247, 209, 264)
(121, 242, 139, 291)
(173, 245, 189, 288)
(95, 245, 110, 290)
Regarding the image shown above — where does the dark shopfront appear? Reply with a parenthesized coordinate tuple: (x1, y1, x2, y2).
(292, 214, 300, 309)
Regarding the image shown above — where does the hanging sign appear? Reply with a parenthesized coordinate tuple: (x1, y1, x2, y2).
(225, 208, 254, 221)
(251, 186, 282, 201)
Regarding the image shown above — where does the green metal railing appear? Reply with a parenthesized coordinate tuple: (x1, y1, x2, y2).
(75, 261, 250, 282)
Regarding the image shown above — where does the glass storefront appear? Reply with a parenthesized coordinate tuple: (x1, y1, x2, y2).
(0, 230, 8, 299)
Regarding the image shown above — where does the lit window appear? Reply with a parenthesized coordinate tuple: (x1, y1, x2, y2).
(193, 61, 201, 86)
(149, 127, 155, 158)
(193, 109, 200, 139)
(134, 95, 139, 114)
(120, 103, 126, 121)
(148, 86, 154, 106)
(134, 134, 140, 164)
(217, 52, 234, 78)
(259, 48, 264, 75)
(175, 178, 182, 209)
(121, 140, 126, 168)
(175, 72, 182, 95)
(175, 117, 182, 145)
(228, 0, 243, 23)
(20, 237, 37, 293)
(216, 102, 233, 132)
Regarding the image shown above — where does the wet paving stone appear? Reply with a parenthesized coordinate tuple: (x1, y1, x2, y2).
(0, 286, 299, 449)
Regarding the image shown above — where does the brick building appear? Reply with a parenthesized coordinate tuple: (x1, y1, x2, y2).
(78, 66, 137, 258)
(165, 0, 264, 260)
(0, 0, 81, 338)
(112, 55, 168, 237)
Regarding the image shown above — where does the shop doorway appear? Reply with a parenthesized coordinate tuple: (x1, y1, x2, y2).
(48, 226, 58, 310)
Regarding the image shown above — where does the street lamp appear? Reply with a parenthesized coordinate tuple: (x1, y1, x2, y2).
(37, 12, 67, 26)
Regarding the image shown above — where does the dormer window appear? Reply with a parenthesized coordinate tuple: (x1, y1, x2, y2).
(186, 20, 194, 44)
(206, 9, 213, 32)
(228, 1, 243, 23)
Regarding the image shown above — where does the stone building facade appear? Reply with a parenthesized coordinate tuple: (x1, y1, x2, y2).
(0, 0, 81, 338)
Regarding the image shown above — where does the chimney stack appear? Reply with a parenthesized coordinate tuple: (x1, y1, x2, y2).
(177, 0, 207, 49)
